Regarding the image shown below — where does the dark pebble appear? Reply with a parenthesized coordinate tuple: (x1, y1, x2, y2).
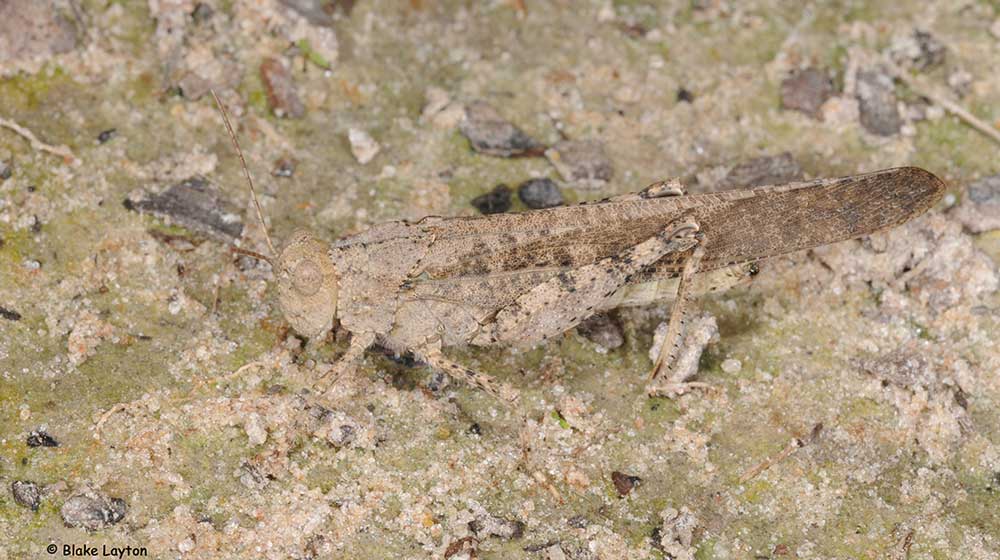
(611, 470, 641, 497)
(725, 152, 804, 189)
(60, 492, 127, 531)
(676, 87, 694, 103)
(517, 178, 564, 209)
(0, 161, 12, 180)
(0, 305, 21, 321)
(780, 68, 834, 119)
(97, 129, 116, 144)
(471, 184, 512, 215)
(575, 313, 624, 350)
(856, 69, 902, 136)
(260, 57, 305, 119)
(460, 101, 543, 158)
(467, 423, 482, 436)
(11, 480, 41, 511)
(272, 158, 296, 178)
(124, 176, 244, 240)
(26, 430, 58, 447)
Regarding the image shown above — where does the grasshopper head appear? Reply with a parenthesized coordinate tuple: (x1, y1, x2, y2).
(275, 231, 339, 339)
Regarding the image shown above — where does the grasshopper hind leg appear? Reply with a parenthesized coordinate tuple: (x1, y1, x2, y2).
(649, 233, 705, 389)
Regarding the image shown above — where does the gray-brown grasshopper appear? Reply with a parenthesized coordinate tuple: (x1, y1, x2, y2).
(214, 95, 945, 403)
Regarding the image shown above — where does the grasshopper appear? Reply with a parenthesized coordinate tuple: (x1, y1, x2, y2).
(213, 93, 944, 403)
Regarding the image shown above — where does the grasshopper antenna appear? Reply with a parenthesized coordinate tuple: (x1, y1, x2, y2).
(210, 89, 277, 261)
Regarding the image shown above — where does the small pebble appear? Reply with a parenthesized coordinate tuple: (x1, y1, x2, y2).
(348, 128, 380, 164)
(0, 306, 21, 321)
(471, 184, 512, 215)
(60, 492, 127, 531)
(26, 430, 58, 447)
(272, 158, 296, 178)
(856, 69, 902, 136)
(720, 358, 742, 374)
(545, 139, 614, 187)
(97, 128, 116, 144)
(517, 178, 564, 209)
(0, 161, 11, 180)
(780, 68, 834, 119)
(459, 101, 543, 157)
(244, 413, 268, 446)
(953, 174, 1000, 233)
(125, 176, 244, 240)
(469, 512, 524, 540)
(575, 313, 624, 350)
(11, 480, 41, 511)
(611, 471, 641, 497)
(260, 57, 305, 119)
(887, 29, 946, 71)
(676, 87, 694, 103)
(725, 153, 803, 188)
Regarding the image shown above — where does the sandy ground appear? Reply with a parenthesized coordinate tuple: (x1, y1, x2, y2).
(1, 1, 999, 558)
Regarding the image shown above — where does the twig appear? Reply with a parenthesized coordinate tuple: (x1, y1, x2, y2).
(739, 423, 823, 484)
(886, 61, 1000, 147)
(0, 117, 78, 163)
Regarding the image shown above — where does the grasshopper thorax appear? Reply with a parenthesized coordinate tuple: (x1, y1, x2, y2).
(276, 230, 339, 339)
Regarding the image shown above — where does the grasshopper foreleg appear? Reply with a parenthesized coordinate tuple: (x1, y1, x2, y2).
(315, 331, 376, 395)
(473, 218, 701, 347)
(417, 341, 520, 403)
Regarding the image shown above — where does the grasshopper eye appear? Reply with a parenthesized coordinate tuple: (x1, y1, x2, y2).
(291, 259, 323, 296)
